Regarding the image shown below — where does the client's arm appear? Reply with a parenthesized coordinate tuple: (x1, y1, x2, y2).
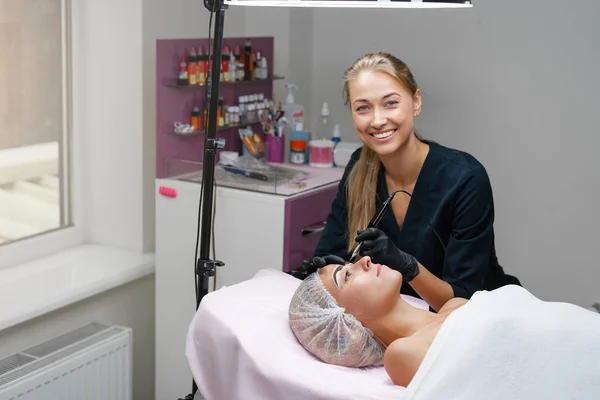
(383, 337, 429, 388)
(383, 297, 467, 387)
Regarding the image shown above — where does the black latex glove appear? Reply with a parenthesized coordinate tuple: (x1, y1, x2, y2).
(289, 254, 346, 280)
(355, 227, 420, 282)
(303, 254, 346, 274)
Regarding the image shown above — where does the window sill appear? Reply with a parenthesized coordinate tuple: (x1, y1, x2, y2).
(0, 244, 155, 332)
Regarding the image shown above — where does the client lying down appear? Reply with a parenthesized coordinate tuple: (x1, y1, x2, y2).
(289, 256, 600, 399)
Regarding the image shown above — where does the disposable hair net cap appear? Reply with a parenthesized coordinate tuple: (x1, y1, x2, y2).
(288, 271, 385, 368)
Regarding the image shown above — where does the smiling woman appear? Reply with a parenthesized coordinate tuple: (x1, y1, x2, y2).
(311, 51, 520, 312)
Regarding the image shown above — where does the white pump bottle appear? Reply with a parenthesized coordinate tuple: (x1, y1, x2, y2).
(282, 84, 305, 132)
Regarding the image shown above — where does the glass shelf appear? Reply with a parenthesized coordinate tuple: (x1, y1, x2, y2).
(168, 120, 261, 136)
(167, 75, 285, 89)
(164, 157, 314, 197)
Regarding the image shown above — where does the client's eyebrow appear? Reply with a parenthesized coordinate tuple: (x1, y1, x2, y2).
(332, 265, 343, 289)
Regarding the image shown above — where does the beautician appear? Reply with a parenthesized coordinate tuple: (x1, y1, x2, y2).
(304, 52, 520, 312)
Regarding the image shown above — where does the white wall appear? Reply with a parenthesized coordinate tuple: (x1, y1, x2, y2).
(287, 9, 314, 129)
(0, 275, 155, 400)
(244, 8, 291, 103)
(76, 3, 159, 395)
(76, 0, 147, 252)
(293, 0, 600, 306)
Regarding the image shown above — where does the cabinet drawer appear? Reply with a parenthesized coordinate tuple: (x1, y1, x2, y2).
(282, 184, 339, 272)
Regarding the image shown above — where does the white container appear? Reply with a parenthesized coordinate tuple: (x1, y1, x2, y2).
(333, 142, 362, 168)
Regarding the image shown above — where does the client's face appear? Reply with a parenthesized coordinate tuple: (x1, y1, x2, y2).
(319, 256, 402, 323)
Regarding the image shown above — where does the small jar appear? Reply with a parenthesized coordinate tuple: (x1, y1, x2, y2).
(309, 139, 334, 168)
(290, 140, 306, 164)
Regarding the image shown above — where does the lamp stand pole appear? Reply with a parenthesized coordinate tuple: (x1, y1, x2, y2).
(179, 0, 227, 398)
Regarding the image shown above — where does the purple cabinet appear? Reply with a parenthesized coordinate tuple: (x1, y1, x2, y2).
(282, 184, 339, 272)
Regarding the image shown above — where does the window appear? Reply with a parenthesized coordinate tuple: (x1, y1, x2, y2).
(0, 0, 72, 248)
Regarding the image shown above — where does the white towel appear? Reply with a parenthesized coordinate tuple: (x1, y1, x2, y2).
(404, 285, 600, 400)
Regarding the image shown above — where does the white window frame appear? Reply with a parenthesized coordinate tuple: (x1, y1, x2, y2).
(0, 0, 85, 270)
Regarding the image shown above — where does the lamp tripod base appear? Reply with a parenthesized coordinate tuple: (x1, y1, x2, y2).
(179, 259, 224, 398)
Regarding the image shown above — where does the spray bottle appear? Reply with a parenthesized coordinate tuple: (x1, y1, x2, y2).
(282, 84, 305, 161)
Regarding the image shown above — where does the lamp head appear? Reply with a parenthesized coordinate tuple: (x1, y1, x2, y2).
(224, 0, 472, 9)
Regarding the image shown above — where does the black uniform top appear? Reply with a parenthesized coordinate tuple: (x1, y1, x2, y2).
(314, 140, 504, 300)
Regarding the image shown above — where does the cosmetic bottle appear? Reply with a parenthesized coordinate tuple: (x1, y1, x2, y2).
(221, 46, 230, 82)
(231, 106, 240, 125)
(282, 84, 305, 131)
(289, 130, 310, 164)
(318, 102, 330, 140)
(197, 48, 206, 85)
(255, 54, 263, 79)
(260, 56, 268, 79)
(236, 48, 245, 82)
(177, 55, 188, 86)
(187, 48, 198, 86)
(203, 46, 209, 81)
(290, 140, 306, 165)
(243, 39, 253, 81)
(191, 106, 200, 132)
(218, 97, 225, 127)
(332, 124, 341, 144)
(229, 51, 236, 83)
(331, 124, 341, 166)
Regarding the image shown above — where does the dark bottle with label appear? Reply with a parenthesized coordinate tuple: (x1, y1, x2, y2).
(243, 39, 253, 81)
(217, 97, 225, 127)
(191, 106, 200, 132)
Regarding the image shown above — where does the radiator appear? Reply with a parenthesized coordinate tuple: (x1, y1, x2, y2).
(0, 322, 132, 400)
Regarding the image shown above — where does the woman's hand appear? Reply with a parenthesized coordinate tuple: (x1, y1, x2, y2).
(355, 228, 420, 282)
(302, 254, 346, 274)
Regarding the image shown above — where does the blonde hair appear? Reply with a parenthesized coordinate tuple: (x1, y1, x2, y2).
(342, 52, 420, 253)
